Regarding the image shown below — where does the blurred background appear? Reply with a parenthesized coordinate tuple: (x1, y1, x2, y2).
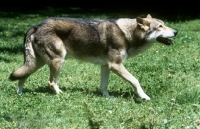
(0, 0, 199, 20)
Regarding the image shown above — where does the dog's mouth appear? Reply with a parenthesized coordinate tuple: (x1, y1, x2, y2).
(156, 37, 173, 45)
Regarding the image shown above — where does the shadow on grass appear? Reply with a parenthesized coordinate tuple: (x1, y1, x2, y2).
(1, 114, 13, 123)
(23, 86, 55, 94)
(0, 56, 12, 63)
(0, 47, 23, 54)
(83, 102, 102, 129)
(25, 85, 146, 103)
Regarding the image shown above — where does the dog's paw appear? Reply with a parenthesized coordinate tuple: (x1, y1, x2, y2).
(54, 87, 63, 94)
(17, 86, 23, 94)
(17, 90, 23, 94)
(141, 95, 151, 101)
(101, 90, 110, 97)
(48, 81, 62, 94)
(137, 90, 151, 100)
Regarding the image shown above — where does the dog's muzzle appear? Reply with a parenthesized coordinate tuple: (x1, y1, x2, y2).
(156, 30, 178, 45)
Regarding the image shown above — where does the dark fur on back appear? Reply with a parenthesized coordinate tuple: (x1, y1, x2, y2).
(33, 18, 127, 59)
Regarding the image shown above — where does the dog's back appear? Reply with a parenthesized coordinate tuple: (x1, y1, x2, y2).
(31, 18, 127, 61)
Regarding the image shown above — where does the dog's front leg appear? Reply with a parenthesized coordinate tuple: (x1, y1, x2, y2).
(109, 63, 150, 100)
(100, 65, 110, 97)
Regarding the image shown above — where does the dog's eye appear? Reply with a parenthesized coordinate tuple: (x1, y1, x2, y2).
(159, 25, 163, 28)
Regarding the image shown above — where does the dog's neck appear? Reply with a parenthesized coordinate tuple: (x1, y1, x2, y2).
(116, 18, 137, 43)
(116, 18, 155, 57)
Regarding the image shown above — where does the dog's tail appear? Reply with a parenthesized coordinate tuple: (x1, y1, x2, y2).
(9, 26, 37, 81)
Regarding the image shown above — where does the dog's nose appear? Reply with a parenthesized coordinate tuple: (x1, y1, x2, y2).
(174, 30, 178, 36)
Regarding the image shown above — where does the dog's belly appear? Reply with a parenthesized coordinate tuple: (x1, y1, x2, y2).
(79, 56, 107, 65)
(82, 56, 107, 65)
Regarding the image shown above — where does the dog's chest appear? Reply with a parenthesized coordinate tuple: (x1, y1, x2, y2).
(128, 42, 154, 57)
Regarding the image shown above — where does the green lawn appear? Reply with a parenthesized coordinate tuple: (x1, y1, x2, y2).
(0, 8, 200, 128)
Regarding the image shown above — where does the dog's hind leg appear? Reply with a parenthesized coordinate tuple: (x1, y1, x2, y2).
(100, 65, 110, 97)
(108, 63, 150, 100)
(48, 57, 65, 94)
(46, 41, 66, 94)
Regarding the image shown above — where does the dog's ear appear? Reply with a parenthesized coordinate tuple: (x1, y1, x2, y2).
(136, 17, 144, 24)
(136, 17, 150, 31)
(137, 17, 150, 26)
(146, 14, 152, 18)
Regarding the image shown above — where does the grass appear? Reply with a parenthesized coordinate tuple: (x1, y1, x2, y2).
(0, 7, 200, 128)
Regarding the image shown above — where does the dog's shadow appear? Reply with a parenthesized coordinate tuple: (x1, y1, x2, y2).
(23, 86, 55, 94)
(93, 89, 144, 103)
(24, 86, 144, 103)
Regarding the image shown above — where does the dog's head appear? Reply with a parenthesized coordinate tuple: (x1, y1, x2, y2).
(136, 14, 178, 45)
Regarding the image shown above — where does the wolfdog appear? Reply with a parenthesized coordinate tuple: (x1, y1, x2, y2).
(9, 14, 178, 100)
